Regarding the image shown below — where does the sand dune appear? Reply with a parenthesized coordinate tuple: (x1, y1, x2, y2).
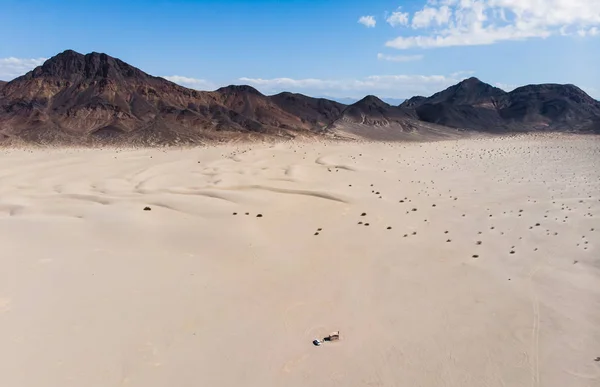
(0, 134, 599, 387)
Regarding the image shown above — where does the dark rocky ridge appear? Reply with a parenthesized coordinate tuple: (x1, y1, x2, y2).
(401, 77, 600, 133)
(0, 50, 598, 145)
(0, 50, 342, 144)
(338, 95, 412, 127)
(418, 77, 506, 106)
(270, 92, 346, 130)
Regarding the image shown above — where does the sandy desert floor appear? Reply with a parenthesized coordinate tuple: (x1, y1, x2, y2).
(0, 134, 599, 387)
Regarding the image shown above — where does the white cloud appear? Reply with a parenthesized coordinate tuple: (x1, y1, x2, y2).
(163, 75, 215, 90)
(387, 26, 550, 49)
(377, 53, 424, 62)
(239, 73, 465, 99)
(386, 10, 410, 27)
(577, 26, 600, 36)
(494, 82, 517, 91)
(385, 0, 600, 49)
(358, 15, 376, 28)
(412, 5, 452, 28)
(0, 57, 46, 80)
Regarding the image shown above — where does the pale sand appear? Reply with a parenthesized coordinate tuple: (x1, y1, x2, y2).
(0, 135, 599, 387)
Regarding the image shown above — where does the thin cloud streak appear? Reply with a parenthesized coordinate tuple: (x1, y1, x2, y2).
(377, 53, 423, 62)
(0, 57, 47, 80)
(238, 73, 466, 99)
(163, 75, 216, 90)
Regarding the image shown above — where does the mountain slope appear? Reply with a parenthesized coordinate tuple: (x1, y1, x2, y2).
(0, 50, 226, 143)
(270, 92, 346, 130)
(336, 96, 411, 126)
(212, 86, 326, 132)
(414, 77, 506, 106)
(400, 77, 600, 133)
(0, 50, 332, 144)
(499, 84, 600, 131)
(397, 78, 505, 131)
(325, 95, 449, 140)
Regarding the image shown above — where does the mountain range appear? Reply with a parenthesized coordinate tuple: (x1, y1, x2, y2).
(1, 50, 598, 145)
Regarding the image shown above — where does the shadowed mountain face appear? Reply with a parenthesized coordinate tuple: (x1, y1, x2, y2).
(498, 84, 600, 131)
(212, 86, 331, 132)
(400, 77, 510, 131)
(337, 95, 411, 127)
(0, 81, 6, 90)
(270, 92, 346, 130)
(328, 95, 463, 141)
(422, 77, 506, 106)
(400, 77, 600, 133)
(0, 50, 598, 145)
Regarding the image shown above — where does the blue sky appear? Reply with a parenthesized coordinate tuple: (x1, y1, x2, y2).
(1, 0, 599, 99)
